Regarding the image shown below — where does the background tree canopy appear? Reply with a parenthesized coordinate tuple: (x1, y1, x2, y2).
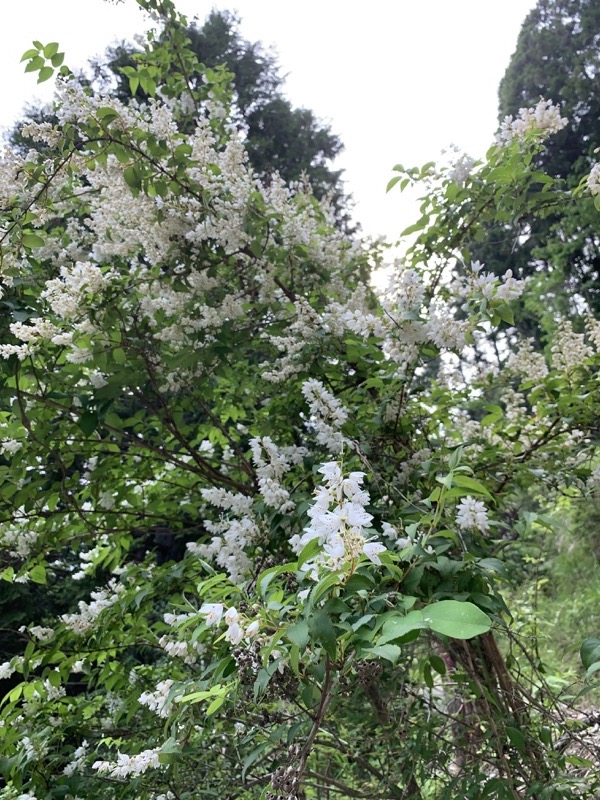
(472, 0, 600, 338)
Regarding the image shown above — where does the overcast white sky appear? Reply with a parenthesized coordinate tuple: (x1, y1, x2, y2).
(1, 0, 538, 239)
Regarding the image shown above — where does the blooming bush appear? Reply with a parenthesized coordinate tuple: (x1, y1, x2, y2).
(0, 3, 599, 799)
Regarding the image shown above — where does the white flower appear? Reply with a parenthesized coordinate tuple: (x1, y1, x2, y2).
(138, 679, 177, 718)
(301, 380, 349, 454)
(0, 661, 16, 680)
(456, 496, 490, 534)
(92, 746, 162, 777)
(362, 541, 386, 565)
(199, 603, 224, 627)
(98, 491, 116, 510)
(588, 163, 600, 195)
(324, 534, 345, 560)
(88, 370, 108, 389)
(245, 620, 260, 638)
(225, 622, 243, 645)
(497, 98, 567, 144)
(61, 579, 124, 635)
(318, 461, 342, 483)
(28, 626, 54, 642)
(292, 460, 385, 577)
(0, 439, 22, 456)
(224, 607, 239, 626)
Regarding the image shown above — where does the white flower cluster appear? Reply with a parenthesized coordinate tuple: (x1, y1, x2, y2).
(21, 736, 48, 762)
(27, 626, 55, 642)
(0, 661, 16, 680)
(0, 509, 41, 560)
(586, 314, 600, 352)
(290, 462, 386, 578)
(301, 379, 349, 454)
(385, 268, 425, 314)
(260, 296, 321, 383)
(455, 496, 490, 534)
(0, 438, 22, 456)
(61, 579, 124, 635)
(376, 267, 470, 372)
(188, 488, 259, 583)
(41, 262, 117, 321)
(139, 680, 180, 718)
(0, 318, 60, 361)
(497, 99, 568, 144)
(63, 740, 89, 777)
(470, 262, 525, 303)
(92, 747, 162, 778)
(507, 338, 549, 385)
(157, 635, 200, 664)
(551, 320, 593, 373)
(587, 163, 600, 195)
(199, 603, 259, 646)
(324, 283, 385, 341)
(448, 151, 476, 186)
(250, 437, 306, 512)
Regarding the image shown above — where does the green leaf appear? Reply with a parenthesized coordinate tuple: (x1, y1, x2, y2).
(585, 661, 600, 681)
(242, 741, 271, 781)
(43, 42, 59, 58)
(112, 347, 126, 364)
(423, 600, 492, 639)
(364, 644, 401, 663)
(206, 694, 226, 715)
(29, 564, 46, 585)
(423, 662, 434, 688)
(452, 475, 494, 500)
(377, 601, 491, 644)
(539, 726, 552, 747)
(429, 654, 447, 675)
(311, 571, 341, 604)
(289, 644, 300, 676)
(22, 233, 45, 249)
(506, 726, 526, 754)
(123, 165, 142, 191)
(38, 67, 54, 83)
(257, 563, 294, 598)
(286, 620, 310, 649)
(495, 303, 515, 325)
(297, 537, 320, 569)
(308, 611, 337, 659)
(78, 411, 98, 436)
(158, 737, 182, 764)
(21, 48, 40, 62)
(24, 56, 44, 72)
(96, 107, 119, 125)
(377, 611, 427, 645)
(580, 638, 600, 670)
(401, 215, 430, 237)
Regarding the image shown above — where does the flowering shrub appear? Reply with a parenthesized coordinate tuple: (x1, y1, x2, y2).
(0, 3, 599, 799)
